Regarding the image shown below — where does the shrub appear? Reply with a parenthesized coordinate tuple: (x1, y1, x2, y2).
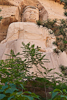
(53, 49, 60, 54)
(0, 9, 3, 21)
(0, 82, 39, 100)
(50, 88, 67, 100)
(0, 42, 48, 84)
(0, 42, 67, 100)
(36, 20, 42, 26)
(64, 11, 67, 16)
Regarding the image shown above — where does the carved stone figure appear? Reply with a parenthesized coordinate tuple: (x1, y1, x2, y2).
(22, 6, 39, 23)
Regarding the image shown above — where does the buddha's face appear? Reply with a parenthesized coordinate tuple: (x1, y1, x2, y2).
(22, 6, 39, 23)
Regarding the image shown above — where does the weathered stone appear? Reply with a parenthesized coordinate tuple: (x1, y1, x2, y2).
(0, 0, 12, 5)
(22, 6, 39, 23)
(0, 5, 20, 41)
(20, 0, 48, 22)
(0, 22, 67, 76)
(0, 0, 22, 6)
(0, 0, 67, 77)
(38, 0, 66, 20)
(1, 22, 56, 52)
(0, 22, 56, 60)
(0, 38, 67, 76)
(0, 22, 8, 42)
(0, 5, 20, 25)
(0, 43, 6, 60)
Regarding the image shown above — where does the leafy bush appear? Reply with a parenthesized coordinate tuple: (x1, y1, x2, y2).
(64, 11, 67, 16)
(60, 65, 67, 76)
(0, 82, 39, 100)
(0, 42, 67, 100)
(53, 49, 60, 54)
(0, 50, 27, 84)
(36, 20, 42, 26)
(50, 88, 67, 100)
(0, 9, 3, 21)
(61, 0, 67, 16)
(0, 42, 48, 84)
(0, 16, 3, 21)
(37, 19, 67, 52)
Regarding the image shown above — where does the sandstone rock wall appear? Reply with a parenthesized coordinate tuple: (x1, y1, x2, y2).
(0, 22, 67, 75)
(0, 23, 8, 41)
(0, 0, 66, 42)
(0, 0, 67, 75)
(0, 0, 48, 42)
(1, 22, 56, 50)
(38, 0, 66, 20)
(0, 38, 67, 75)
(0, 0, 22, 6)
(0, 4, 20, 42)
(0, 0, 12, 5)
(0, 5, 20, 25)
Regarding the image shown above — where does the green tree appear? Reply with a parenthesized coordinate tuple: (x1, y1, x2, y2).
(0, 9, 3, 21)
(61, 0, 67, 16)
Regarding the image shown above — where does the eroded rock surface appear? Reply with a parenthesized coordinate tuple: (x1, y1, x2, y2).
(0, 5, 20, 25)
(38, 0, 66, 20)
(0, 0, 22, 6)
(0, 0, 66, 42)
(0, 5, 20, 42)
(22, 6, 39, 23)
(1, 22, 56, 50)
(0, 0, 67, 75)
(0, 22, 67, 75)
(19, 0, 48, 21)
(0, 0, 48, 42)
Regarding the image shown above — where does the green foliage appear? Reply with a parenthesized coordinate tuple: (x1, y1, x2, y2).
(0, 42, 48, 99)
(36, 20, 42, 26)
(53, 49, 60, 54)
(0, 42, 67, 100)
(61, 0, 67, 16)
(0, 9, 2, 12)
(0, 52, 27, 84)
(53, 42, 57, 46)
(37, 19, 67, 52)
(43, 19, 57, 29)
(50, 89, 67, 100)
(0, 9, 3, 21)
(64, 11, 67, 16)
(63, 40, 67, 44)
(55, 71, 67, 85)
(60, 65, 67, 76)
(0, 16, 3, 21)
(21, 42, 49, 76)
(0, 1, 67, 100)
(0, 82, 39, 100)
(0, 42, 47, 84)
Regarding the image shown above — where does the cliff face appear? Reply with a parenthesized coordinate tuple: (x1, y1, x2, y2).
(0, 0, 67, 75)
(0, 0, 66, 42)
(39, 0, 66, 19)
